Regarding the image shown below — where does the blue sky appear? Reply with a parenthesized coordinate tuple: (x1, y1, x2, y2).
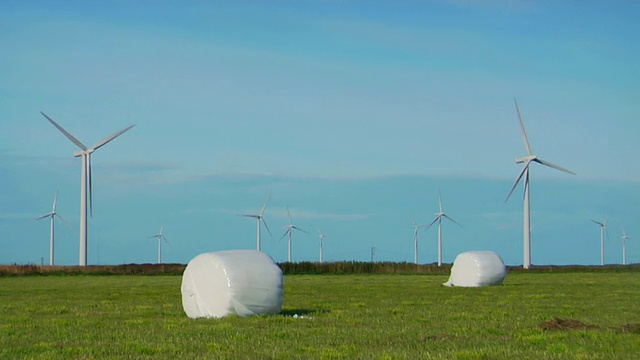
(1, 1, 638, 266)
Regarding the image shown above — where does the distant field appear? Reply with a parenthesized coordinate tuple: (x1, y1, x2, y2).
(1, 273, 639, 359)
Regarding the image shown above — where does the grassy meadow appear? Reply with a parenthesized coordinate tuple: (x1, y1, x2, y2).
(1, 270, 639, 359)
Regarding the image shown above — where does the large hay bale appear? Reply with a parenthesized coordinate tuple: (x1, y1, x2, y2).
(444, 251, 506, 287)
(181, 250, 283, 318)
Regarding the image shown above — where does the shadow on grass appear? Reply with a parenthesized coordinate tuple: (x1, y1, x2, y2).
(280, 309, 330, 316)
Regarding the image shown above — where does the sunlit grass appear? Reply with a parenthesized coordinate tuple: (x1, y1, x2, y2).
(1, 273, 639, 359)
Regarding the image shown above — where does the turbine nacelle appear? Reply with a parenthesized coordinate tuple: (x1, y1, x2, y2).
(73, 149, 94, 157)
(516, 155, 536, 164)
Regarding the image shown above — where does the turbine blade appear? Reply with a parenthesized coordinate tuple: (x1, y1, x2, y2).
(259, 193, 271, 216)
(40, 112, 88, 151)
(443, 214, 463, 228)
(52, 191, 58, 212)
(56, 213, 74, 231)
(590, 219, 604, 227)
(425, 216, 439, 230)
(162, 235, 171, 247)
(292, 225, 307, 234)
(438, 191, 443, 213)
(280, 229, 289, 240)
(514, 98, 533, 156)
(534, 158, 576, 176)
(36, 213, 52, 220)
(262, 218, 273, 238)
(240, 214, 259, 218)
(505, 161, 530, 202)
(287, 206, 292, 225)
(91, 124, 135, 151)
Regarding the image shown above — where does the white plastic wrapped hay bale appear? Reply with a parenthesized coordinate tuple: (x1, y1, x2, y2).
(444, 251, 506, 287)
(181, 250, 284, 318)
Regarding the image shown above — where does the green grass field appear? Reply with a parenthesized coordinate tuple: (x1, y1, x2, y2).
(1, 273, 639, 359)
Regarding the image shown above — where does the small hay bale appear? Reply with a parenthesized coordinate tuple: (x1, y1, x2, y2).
(181, 250, 283, 318)
(443, 251, 506, 287)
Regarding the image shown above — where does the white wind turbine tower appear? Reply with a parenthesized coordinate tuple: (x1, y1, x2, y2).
(41, 112, 134, 266)
(426, 192, 461, 266)
(317, 227, 329, 263)
(621, 230, 629, 265)
(241, 194, 272, 251)
(505, 99, 575, 269)
(281, 206, 307, 262)
(411, 217, 427, 264)
(590, 219, 608, 266)
(147, 225, 170, 264)
(36, 191, 72, 266)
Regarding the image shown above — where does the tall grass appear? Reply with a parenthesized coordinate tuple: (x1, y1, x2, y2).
(2, 262, 638, 276)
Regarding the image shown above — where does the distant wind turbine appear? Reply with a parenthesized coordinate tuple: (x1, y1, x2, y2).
(36, 191, 72, 266)
(426, 192, 461, 266)
(281, 206, 307, 262)
(505, 99, 575, 269)
(411, 217, 427, 264)
(240, 194, 272, 251)
(147, 225, 170, 264)
(317, 227, 329, 263)
(621, 230, 629, 265)
(41, 112, 134, 266)
(590, 219, 608, 266)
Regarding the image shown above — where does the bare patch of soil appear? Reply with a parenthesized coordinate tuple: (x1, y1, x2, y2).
(424, 334, 450, 341)
(616, 324, 640, 334)
(538, 318, 598, 331)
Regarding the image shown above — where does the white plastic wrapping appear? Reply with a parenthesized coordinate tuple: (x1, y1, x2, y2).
(444, 251, 506, 287)
(181, 250, 284, 318)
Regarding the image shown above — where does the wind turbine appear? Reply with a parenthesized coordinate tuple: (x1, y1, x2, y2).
(241, 194, 272, 251)
(317, 227, 329, 263)
(36, 191, 72, 266)
(590, 219, 608, 266)
(621, 230, 629, 265)
(41, 112, 134, 266)
(411, 217, 427, 264)
(281, 206, 307, 262)
(147, 225, 170, 264)
(426, 192, 461, 266)
(505, 99, 575, 269)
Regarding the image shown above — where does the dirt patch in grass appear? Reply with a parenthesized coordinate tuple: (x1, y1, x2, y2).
(616, 324, 640, 334)
(423, 334, 450, 341)
(538, 318, 598, 331)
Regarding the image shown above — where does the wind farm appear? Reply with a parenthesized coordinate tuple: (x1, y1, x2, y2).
(2, 5, 636, 268)
(10, 104, 635, 267)
(1, 3, 639, 359)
